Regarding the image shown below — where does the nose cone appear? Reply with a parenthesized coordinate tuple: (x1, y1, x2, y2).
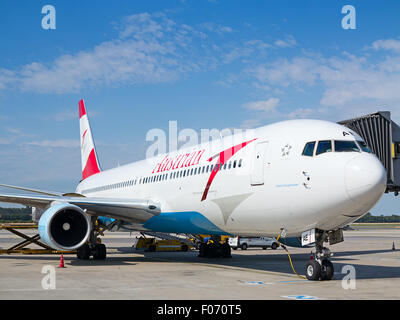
(345, 154, 386, 207)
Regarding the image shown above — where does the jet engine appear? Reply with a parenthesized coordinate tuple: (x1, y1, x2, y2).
(38, 203, 91, 250)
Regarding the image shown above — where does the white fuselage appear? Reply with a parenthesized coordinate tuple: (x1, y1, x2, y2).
(75, 119, 386, 237)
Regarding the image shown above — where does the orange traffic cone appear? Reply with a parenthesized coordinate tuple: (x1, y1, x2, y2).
(392, 242, 396, 251)
(58, 254, 65, 268)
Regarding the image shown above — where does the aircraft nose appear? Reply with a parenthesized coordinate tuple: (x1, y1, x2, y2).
(345, 154, 386, 206)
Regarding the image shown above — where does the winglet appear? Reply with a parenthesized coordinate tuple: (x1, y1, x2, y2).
(79, 99, 101, 180)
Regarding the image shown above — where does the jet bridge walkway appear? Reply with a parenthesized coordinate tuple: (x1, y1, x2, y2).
(339, 111, 400, 195)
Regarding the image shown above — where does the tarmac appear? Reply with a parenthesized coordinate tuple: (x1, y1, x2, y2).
(0, 228, 400, 300)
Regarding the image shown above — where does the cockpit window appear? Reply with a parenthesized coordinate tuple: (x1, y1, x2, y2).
(357, 140, 372, 153)
(334, 140, 360, 152)
(316, 140, 332, 155)
(302, 141, 316, 156)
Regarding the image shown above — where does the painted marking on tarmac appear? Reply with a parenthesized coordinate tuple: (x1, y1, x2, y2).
(281, 295, 321, 300)
(247, 281, 273, 285)
(279, 280, 308, 283)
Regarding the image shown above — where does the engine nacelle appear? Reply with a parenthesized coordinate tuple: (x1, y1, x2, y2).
(38, 203, 91, 250)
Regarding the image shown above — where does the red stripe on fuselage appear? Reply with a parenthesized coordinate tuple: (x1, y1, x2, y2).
(201, 138, 257, 201)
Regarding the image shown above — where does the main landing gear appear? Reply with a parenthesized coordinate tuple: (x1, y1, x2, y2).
(76, 218, 114, 260)
(305, 229, 339, 281)
(198, 236, 232, 259)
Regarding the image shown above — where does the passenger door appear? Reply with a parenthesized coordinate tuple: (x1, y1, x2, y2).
(251, 141, 269, 186)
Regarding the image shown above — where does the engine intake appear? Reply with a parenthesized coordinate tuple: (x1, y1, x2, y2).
(38, 203, 91, 250)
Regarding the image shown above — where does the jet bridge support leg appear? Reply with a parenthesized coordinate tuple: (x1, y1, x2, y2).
(305, 229, 334, 281)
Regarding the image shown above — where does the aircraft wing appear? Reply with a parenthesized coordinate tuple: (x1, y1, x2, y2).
(0, 193, 161, 223)
(0, 183, 63, 196)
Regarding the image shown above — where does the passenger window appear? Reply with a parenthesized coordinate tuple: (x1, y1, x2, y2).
(302, 141, 316, 157)
(228, 162, 232, 169)
(233, 160, 237, 168)
(335, 140, 359, 152)
(316, 140, 332, 155)
(238, 159, 242, 167)
(224, 163, 227, 170)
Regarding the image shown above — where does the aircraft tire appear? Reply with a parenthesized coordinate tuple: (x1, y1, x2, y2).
(93, 244, 106, 260)
(320, 260, 334, 281)
(77, 244, 91, 260)
(198, 243, 206, 257)
(305, 260, 321, 281)
(221, 242, 231, 258)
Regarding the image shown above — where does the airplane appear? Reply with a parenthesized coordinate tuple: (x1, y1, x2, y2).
(0, 99, 386, 281)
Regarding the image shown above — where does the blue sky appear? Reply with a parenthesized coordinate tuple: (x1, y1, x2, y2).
(1, 0, 400, 214)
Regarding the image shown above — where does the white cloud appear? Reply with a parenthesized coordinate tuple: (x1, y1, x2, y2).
(249, 57, 319, 87)
(371, 39, 400, 52)
(274, 35, 297, 48)
(0, 137, 12, 145)
(0, 13, 217, 94)
(243, 98, 280, 112)
(0, 13, 300, 95)
(246, 43, 400, 110)
(222, 40, 270, 64)
(200, 22, 234, 35)
(25, 139, 80, 148)
(288, 108, 313, 119)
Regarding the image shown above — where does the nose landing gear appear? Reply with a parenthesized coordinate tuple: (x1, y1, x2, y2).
(305, 230, 335, 281)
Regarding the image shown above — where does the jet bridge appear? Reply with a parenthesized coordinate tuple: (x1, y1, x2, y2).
(339, 111, 400, 195)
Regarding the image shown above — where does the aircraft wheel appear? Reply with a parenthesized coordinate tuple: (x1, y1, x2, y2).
(221, 242, 232, 258)
(198, 243, 207, 257)
(305, 260, 321, 281)
(93, 244, 106, 260)
(77, 244, 91, 260)
(320, 260, 334, 281)
(207, 243, 218, 258)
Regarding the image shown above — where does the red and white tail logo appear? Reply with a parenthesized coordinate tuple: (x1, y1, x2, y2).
(79, 99, 101, 180)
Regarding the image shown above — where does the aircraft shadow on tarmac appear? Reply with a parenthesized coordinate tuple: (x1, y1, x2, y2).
(1, 247, 399, 280)
(113, 246, 400, 281)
